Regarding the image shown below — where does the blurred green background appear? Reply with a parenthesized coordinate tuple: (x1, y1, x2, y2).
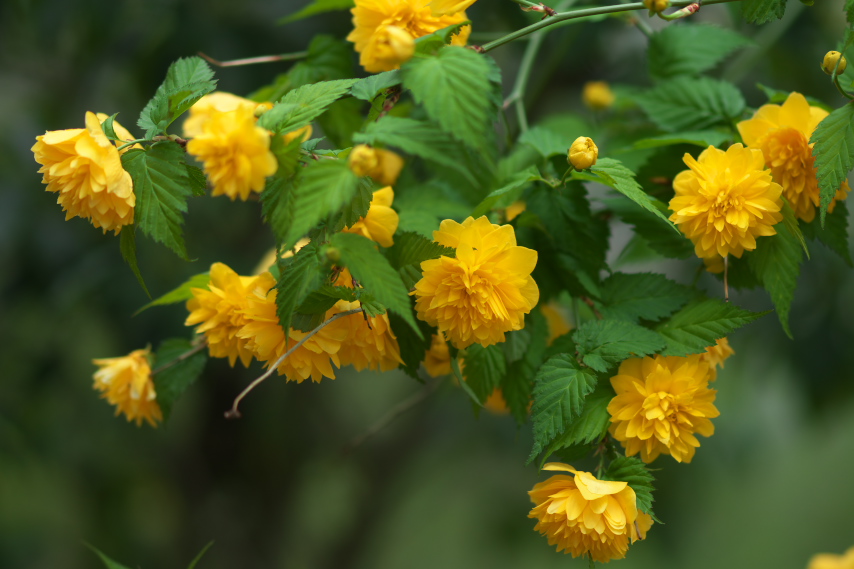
(2, 0, 854, 567)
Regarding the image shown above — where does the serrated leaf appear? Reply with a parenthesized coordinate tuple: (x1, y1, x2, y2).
(462, 344, 507, 403)
(353, 116, 474, 182)
(577, 157, 679, 231)
(152, 338, 207, 421)
(801, 200, 852, 266)
(403, 46, 494, 149)
(351, 70, 402, 101)
(260, 177, 295, 245)
(503, 329, 531, 364)
(636, 76, 745, 132)
(329, 233, 421, 336)
(138, 57, 216, 137)
(136, 273, 210, 314)
(742, 0, 787, 24)
(811, 101, 854, 225)
(631, 130, 731, 150)
(276, 241, 325, 334)
(603, 455, 657, 519)
(519, 125, 577, 158)
(297, 285, 357, 314)
(269, 134, 303, 180)
(278, 0, 354, 24)
(605, 197, 695, 259)
(389, 311, 435, 379)
(334, 178, 374, 231)
(101, 113, 120, 140)
(285, 160, 361, 248)
(184, 163, 207, 196)
(542, 392, 610, 461)
(413, 22, 471, 55)
(85, 544, 133, 569)
(573, 320, 666, 373)
(656, 299, 768, 356)
(472, 166, 538, 217)
(119, 227, 150, 296)
(258, 79, 358, 134)
(600, 272, 696, 323)
(528, 354, 598, 462)
(648, 24, 752, 80)
(121, 141, 192, 259)
(501, 360, 534, 425)
(186, 542, 215, 569)
(386, 231, 455, 270)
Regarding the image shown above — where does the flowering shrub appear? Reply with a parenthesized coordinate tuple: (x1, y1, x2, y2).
(30, 0, 854, 565)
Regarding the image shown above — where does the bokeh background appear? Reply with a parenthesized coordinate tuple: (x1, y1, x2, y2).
(2, 0, 854, 567)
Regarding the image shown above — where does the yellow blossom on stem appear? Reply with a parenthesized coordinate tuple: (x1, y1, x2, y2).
(528, 463, 653, 562)
(737, 92, 850, 222)
(821, 51, 847, 75)
(361, 25, 416, 72)
(32, 111, 136, 234)
(608, 354, 719, 463)
(413, 216, 539, 349)
(702, 337, 734, 381)
(183, 92, 265, 138)
(343, 186, 400, 247)
(582, 81, 615, 111)
(92, 348, 162, 427)
(347, 0, 473, 73)
(333, 300, 404, 372)
(186, 105, 278, 201)
(348, 144, 404, 186)
(808, 546, 854, 569)
(185, 263, 276, 367)
(669, 143, 784, 261)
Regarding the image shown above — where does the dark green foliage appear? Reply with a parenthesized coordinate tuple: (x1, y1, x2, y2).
(137, 57, 216, 138)
(137, 273, 211, 314)
(648, 24, 752, 80)
(462, 344, 507, 404)
(573, 320, 666, 372)
(636, 77, 745, 132)
(603, 456, 658, 519)
(152, 338, 207, 421)
(656, 299, 769, 356)
(275, 240, 326, 334)
(810, 101, 854, 225)
(599, 272, 696, 323)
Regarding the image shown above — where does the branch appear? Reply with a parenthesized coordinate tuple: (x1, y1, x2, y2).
(224, 309, 363, 419)
(198, 51, 309, 68)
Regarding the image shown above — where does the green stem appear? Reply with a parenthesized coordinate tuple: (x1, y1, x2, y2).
(481, 0, 744, 52)
(833, 71, 854, 101)
(116, 138, 147, 151)
(511, 0, 544, 8)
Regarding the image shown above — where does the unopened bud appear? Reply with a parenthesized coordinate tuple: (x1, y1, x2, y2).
(582, 81, 615, 111)
(367, 25, 415, 71)
(348, 145, 404, 186)
(643, 0, 670, 15)
(349, 145, 380, 178)
(568, 137, 598, 170)
(254, 102, 273, 118)
(822, 51, 847, 75)
(325, 247, 341, 263)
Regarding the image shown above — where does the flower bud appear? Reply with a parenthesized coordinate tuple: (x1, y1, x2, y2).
(822, 51, 847, 75)
(253, 102, 273, 118)
(582, 81, 615, 111)
(325, 246, 341, 264)
(643, 0, 670, 14)
(349, 145, 380, 178)
(568, 137, 598, 170)
(365, 25, 415, 71)
(348, 145, 404, 186)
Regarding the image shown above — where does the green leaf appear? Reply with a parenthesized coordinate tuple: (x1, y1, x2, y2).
(119, 227, 150, 296)
(269, 134, 304, 180)
(136, 273, 210, 314)
(747, 211, 804, 338)
(287, 160, 361, 248)
(278, 0, 354, 24)
(501, 360, 534, 426)
(184, 163, 207, 196)
(138, 57, 216, 137)
(462, 344, 507, 403)
(631, 130, 731, 150)
(276, 241, 325, 334)
(577, 157, 678, 231)
(258, 78, 358, 134)
(599, 272, 696, 323)
(605, 197, 694, 259)
(742, 0, 787, 24)
(471, 166, 538, 217)
(603, 455, 658, 519)
(811, 101, 854, 225)
(573, 320, 666, 373)
(350, 70, 402, 101)
(186, 541, 215, 569)
(386, 231, 454, 270)
(121, 141, 192, 259)
(329, 233, 422, 336)
(403, 46, 494, 149)
(260, 177, 295, 245)
(353, 116, 474, 182)
(528, 354, 598, 462)
(152, 338, 207, 421)
(100, 113, 120, 140)
(542, 392, 611, 460)
(389, 311, 435, 379)
(648, 24, 752, 80)
(85, 544, 133, 569)
(519, 125, 577, 159)
(636, 76, 746, 132)
(334, 178, 374, 230)
(452, 356, 483, 407)
(801, 200, 852, 266)
(413, 22, 471, 55)
(656, 299, 769, 356)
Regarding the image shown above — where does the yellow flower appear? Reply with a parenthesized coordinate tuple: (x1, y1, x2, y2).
(362, 25, 416, 72)
(568, 136, 598, 170)
(702, 337, 734, 381)
(334, 300, 404, 372)
(185, 263, 276, 367)
(608, 354, 719, 463)
(582, 81, 615, 111)
(343, 186, 400, 247)
(505, 201, 526, 222)
(414, 216, 539, 348)
(348, 144, 404, 186)
(347, 0, 473, 73)
(643, 0, 670, 14)
(737, 92, 850, 222)
(32, 111, 136, 234)
(186, 105, 278, 201)
(183, 92, 263, 138)
(283, 124, 313, 145)
(237, 289, 350, 383)
(92, 348, 162, 427)
(424, 333, 452, 377)
(541, 301, 572, 344)
(669, 144, 784, 260)
(822, 51, 848, 75)
(528, 463, 653, 562)
(808, 547, 854, 569)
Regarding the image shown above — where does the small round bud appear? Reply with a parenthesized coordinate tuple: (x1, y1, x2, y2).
(349, 145, 380, 178)
(254, 102, 273, 118)
(822, 51, 847, 75)
(582, 81, 615, 111)
(325, 247, 341, 264)
(367, 25, 415, 71)
(643, 0, 670, 14)
(568, 137, 599, 170)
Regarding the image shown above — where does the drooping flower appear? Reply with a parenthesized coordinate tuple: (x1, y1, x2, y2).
(414, 216, 539, 349)
(669, 143, 784, 261)
(348, 144, 404, 186)
(333, 300, 404, 372)
(347, 0, 474, 73)
(737, 92, 850, 222)
(808, 546, 854, 569)
(608, 354, 719, 463)
(32, 111, 136, 234)
(528, 463, 653, 562)
(237, 288, 350, 383)
(702, 337, 734, 381)
(424, 333, 452, 377)
(582, 81, 615, 111)
(92, 348, 162, 427)
(185, 263, 276, 367)
(186, 105, 278, 201)
(343, 186, 400, 247)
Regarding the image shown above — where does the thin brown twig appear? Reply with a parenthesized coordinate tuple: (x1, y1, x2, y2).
(198, 51, 309, 68)
(152, 339, 208, 375)
(224, 309, 363, 419)
(581, 296, 603, 319)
